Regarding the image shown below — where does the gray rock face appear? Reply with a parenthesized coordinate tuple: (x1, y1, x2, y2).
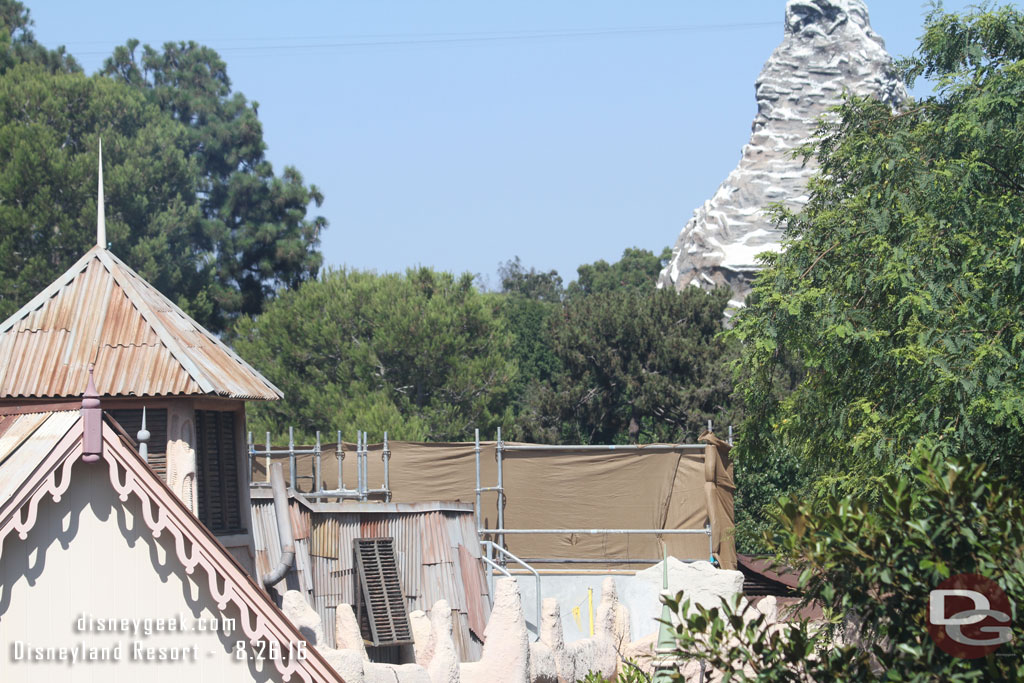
(658, 0, 904, 304)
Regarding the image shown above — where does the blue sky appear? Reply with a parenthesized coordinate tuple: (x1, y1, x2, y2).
(30, 1, 988, 287)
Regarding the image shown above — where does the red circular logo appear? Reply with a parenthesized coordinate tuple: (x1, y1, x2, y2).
(928, 574, 1013, 658)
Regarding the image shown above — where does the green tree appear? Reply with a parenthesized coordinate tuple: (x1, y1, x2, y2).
(667, 442, 1024, 680)
(103, 39, 325, 331)
(0, 0, 78, 75)
(232, 267, 517, 441)
(498, 255, 563, 302)
(495, 256, 565, 417)
(566, 246, 671, 298)
(730, 4, 1024, 508)
(516, 286, 737, 444)
(0, 63, 206, 321)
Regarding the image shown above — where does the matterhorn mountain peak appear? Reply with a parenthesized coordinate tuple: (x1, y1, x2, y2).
(658, 0, 904, 306)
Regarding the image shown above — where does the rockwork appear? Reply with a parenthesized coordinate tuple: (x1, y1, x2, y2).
(659, 0, 904, 305)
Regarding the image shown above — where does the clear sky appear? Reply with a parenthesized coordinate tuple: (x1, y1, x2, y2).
(29, 1, 990, 288)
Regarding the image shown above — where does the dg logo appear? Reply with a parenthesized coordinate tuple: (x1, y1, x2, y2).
(928, 574, 1014, 658)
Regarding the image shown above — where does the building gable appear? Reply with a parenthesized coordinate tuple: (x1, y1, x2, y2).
(0, 411, 341, 683)
(0, 248, 282, 401)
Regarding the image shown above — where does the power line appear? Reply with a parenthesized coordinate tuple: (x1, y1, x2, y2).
(68, 21, 778, 57)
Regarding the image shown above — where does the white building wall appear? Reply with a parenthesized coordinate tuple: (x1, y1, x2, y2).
(0, 460, 291, 683)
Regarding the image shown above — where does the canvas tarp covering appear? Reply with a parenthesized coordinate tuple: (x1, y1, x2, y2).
(251, 436, 736, 569)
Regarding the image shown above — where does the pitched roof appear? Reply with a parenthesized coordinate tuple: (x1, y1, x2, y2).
(0, 407, 342, 682)
(0, 246, 282, 401)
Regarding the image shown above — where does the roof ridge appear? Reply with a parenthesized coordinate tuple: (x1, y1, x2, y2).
(0, 247, 102, 336)
(93, 249, 218, 395)
(0, 246, 281, 400)
(97, 250, 282, 399)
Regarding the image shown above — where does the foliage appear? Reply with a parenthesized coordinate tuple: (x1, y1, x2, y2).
(0, 63, 207, 321)
(495, 256, 565, 417)
(103, 39, 325, 331)
(566, 246, 671, 298)
(0, 0, 78, 75)
(730, 4, 1024, 508)
(578, 659, 650, 683)
(515, 285, 737, 444)
(665, 442, 1024, 681)
(232, 267, 516, 441)
(498, 255, 564, 302)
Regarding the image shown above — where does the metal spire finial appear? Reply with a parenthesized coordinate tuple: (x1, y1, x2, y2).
(137, 406, 150, 464)
(97, 139, 106, 249)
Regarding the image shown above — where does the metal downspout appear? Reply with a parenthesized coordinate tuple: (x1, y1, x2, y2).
(262, 462, 296, 588)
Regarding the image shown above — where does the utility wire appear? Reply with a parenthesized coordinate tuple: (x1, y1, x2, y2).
(68, 21, 778, 56)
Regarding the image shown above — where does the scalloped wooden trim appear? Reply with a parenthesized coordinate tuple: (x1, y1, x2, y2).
(99, 447, 314, 681)
(0, 420, 341, 682)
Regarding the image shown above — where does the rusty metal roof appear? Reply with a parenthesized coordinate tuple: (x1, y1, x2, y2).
(0, 411, 80, 503)
(0, 246, 282, 401)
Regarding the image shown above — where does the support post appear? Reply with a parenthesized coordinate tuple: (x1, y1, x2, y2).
(486, 540, 494, 599)
(315, 431, 322, 501)
(496, 426, 504, 558)
(358, 431, 366, 500)
(265, 431, 271, 483)
(337, 430, 343, 492)
(383, 431, 391, 501)
(474, 428, 481, 531)
(288, 426, 296, 491)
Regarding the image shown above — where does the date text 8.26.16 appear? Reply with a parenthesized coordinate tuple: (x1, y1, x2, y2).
(234, 640, 308, 661)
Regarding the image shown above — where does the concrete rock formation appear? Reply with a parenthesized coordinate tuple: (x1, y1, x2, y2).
(595, 577, 631, 649)
(336, 602, 371, 660)
(461, 578, 532, 683)
(659, 0, 904, 305)
(635, 558, 744, 617)
(427, 601, 461, 683)
(538, 597, 618, 683)
(409, 609, 434, 666)
(282, 589, 326, 646)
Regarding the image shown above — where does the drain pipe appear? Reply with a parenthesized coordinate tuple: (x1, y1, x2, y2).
(263, 462, 295, 588)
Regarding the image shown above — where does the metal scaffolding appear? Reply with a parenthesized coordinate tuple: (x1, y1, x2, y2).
(247, 429, 393, 502)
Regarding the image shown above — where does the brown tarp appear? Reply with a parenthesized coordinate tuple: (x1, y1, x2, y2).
(251, 435, 736, 569)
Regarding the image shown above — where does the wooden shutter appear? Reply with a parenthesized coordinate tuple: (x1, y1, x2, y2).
(195, 410, 244, 535)
(354, 537, 412, 646)
(108, 409, 168, 481)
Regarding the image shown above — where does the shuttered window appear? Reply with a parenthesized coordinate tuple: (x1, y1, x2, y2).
(108, 409, 168, 481)
(195, 410, 245, 535)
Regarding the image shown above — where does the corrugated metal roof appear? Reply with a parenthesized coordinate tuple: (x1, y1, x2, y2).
(0, 247, 281, 400)
(0, 411, 80, 504)
(258, 496, 488, 661)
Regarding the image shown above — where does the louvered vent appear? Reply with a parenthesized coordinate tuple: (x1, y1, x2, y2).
(195, 410, 244, 535)
(354, 537, 412, 647)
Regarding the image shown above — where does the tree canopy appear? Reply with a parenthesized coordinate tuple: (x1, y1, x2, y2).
(0, 0, 77, 75)
(232, 267, 517, 442)
(0, 63, 205, 321)
(669, 444, 1024, 680)
(566, 246, 672, 298)
(515, 283, 737, 444)
(730, 4, 1024, 523)
(0, 3, 325, 332)
(103, 40, 325, 331)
